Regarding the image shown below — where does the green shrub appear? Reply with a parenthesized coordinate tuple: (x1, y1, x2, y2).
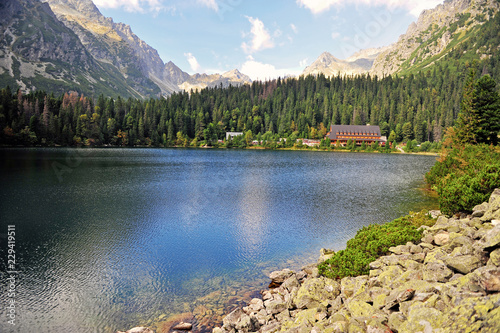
(318, 212, 432, 279)
(425, 144, 500, 215)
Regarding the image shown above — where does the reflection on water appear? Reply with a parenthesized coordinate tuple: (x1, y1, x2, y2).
(0, 148, 438, 332)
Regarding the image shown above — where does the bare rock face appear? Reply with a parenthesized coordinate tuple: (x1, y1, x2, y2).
(370, 0, 500, 77)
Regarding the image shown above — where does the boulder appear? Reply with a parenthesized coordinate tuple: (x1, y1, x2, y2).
(117, 328, 154, 333)
(264, 298, 288, 315)
(422, 260, 453, 282)
(481, 192, 500, 222)
(172, 322, 192, 330)
(477, 267, 500, 293)
(384, 289, 415, 310)
(269, 269, 294, 288)
(222, 308, 244, 330)
(481, 225, 500, 252)
(398, 306, 444, 333)
(346, 300, 376, 318)
(282, 275, 301, 292)
(434, 231, 450, 246)
(490, 248, 500, 266)
(295, 277, 341, 309)
(445, 255, 482, 274)
(472, 202, 489, 217)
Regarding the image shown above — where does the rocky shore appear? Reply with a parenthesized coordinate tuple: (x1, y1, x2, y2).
(119, 189, 500, 333)
(213, 189, 500, 333)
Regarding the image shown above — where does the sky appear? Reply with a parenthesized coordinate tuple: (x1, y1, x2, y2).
(93, 0, 445, 80)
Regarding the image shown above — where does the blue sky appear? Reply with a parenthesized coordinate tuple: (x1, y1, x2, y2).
(94, 0, 444, 80)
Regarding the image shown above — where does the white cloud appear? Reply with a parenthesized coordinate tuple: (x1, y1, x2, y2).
(299, 58, 309, 68)
(184, 52, 201, 72)
(197, 0, 218, 11)
(240, 56, 301, 81)
(331, 31, 341, 39)
(241, 16, 275, 54)
(93, 0, 165, 13)
(296, 0, 444, 17)
(290, 23, 298, 34)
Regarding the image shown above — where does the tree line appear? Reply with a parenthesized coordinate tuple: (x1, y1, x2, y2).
(0, 62, 498, 148)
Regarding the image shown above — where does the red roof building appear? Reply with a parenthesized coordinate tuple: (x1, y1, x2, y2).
(326, 125, 386, 146)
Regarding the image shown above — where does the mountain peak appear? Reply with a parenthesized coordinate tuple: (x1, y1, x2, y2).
(303, 51, 372, 77)
(222, 69, 252, 82)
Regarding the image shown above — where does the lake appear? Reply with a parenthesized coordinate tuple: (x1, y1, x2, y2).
(0, 148, 438, 332)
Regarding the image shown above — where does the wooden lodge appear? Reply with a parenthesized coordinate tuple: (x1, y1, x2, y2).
(326, 125, 386, 146)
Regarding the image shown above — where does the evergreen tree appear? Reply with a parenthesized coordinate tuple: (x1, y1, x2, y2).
(473, 75, 500, 145)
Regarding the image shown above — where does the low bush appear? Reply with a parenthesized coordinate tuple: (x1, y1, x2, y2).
(318, 211, 434, 279)
(425, 144, 500, 215)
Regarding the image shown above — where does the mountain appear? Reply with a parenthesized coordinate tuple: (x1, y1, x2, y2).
(0, 0, 251, 98)
(0, 0, 152, 98)
(370, 0, 500, 76)
(45, 0, 180, 96)
(301, 47, 389, 78)
(179, 69, 252, 92)
(302, 52, 373, 77)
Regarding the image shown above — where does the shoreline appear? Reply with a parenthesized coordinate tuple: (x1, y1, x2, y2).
(0, 145, 439, 156)
(119, 189, 500, 333)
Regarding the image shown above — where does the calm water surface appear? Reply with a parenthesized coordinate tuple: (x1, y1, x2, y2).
(0, 148, 437, 332)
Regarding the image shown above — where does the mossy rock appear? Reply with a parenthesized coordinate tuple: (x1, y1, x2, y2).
(294, 277, 340, 309)
(398, 306, 444, 333)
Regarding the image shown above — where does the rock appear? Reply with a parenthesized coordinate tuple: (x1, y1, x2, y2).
(259, 320, 281, 333)
(264, 298, 288, 315)
(423, 260, 453, 282)
(398, 306, 444, 333)
(341, 276, 368, 298)
(294, 308, 319, 327)
(318, 248, 335, 263)
(374, 265, 403, 287)
(282, 275, 301, 292)
(490, 248, 500, 266)
(445, 255, 482, 274)
(118, 328, 154, 333)
(420, 242, 434, 250)
(389, 245, 409, 254)
(269, 269, 294, 288)
(472, 202, 489, 217)
(347, 300, 376, 318)
(388, 312, 406, 332)
(172, 322, 192, 330)
(481, 225, 500, 252)
(434, 231, 450, 246)
(429, 210, 441, 219)
(295, 277, 341, 309)
(384, 289, 415, 310)
(249, 298, 264, 312)
(435, 215, 449, 226)
(477, 267, 500, 292)
(222, 308, 244, 330)
(410, 244, 423, 254)
(481, 193, 500, 222)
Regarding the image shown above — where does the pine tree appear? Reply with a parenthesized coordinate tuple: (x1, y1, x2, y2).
(473, 74, 500, 145)
(455, 68, 478, 144)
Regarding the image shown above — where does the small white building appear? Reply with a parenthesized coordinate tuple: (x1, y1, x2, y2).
(226, 132, 244, 140)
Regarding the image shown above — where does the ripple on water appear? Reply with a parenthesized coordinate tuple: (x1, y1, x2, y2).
(0, 148, 438, 332)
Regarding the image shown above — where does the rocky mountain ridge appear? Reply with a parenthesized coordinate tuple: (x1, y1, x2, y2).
(0, 0, 150, 98)
(305, 0, 499, 78)
(302, 51, 375, 78)
(370, 0, 500, 76)
(44, 0, 251, 95)
(0, 0, 251, 98)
